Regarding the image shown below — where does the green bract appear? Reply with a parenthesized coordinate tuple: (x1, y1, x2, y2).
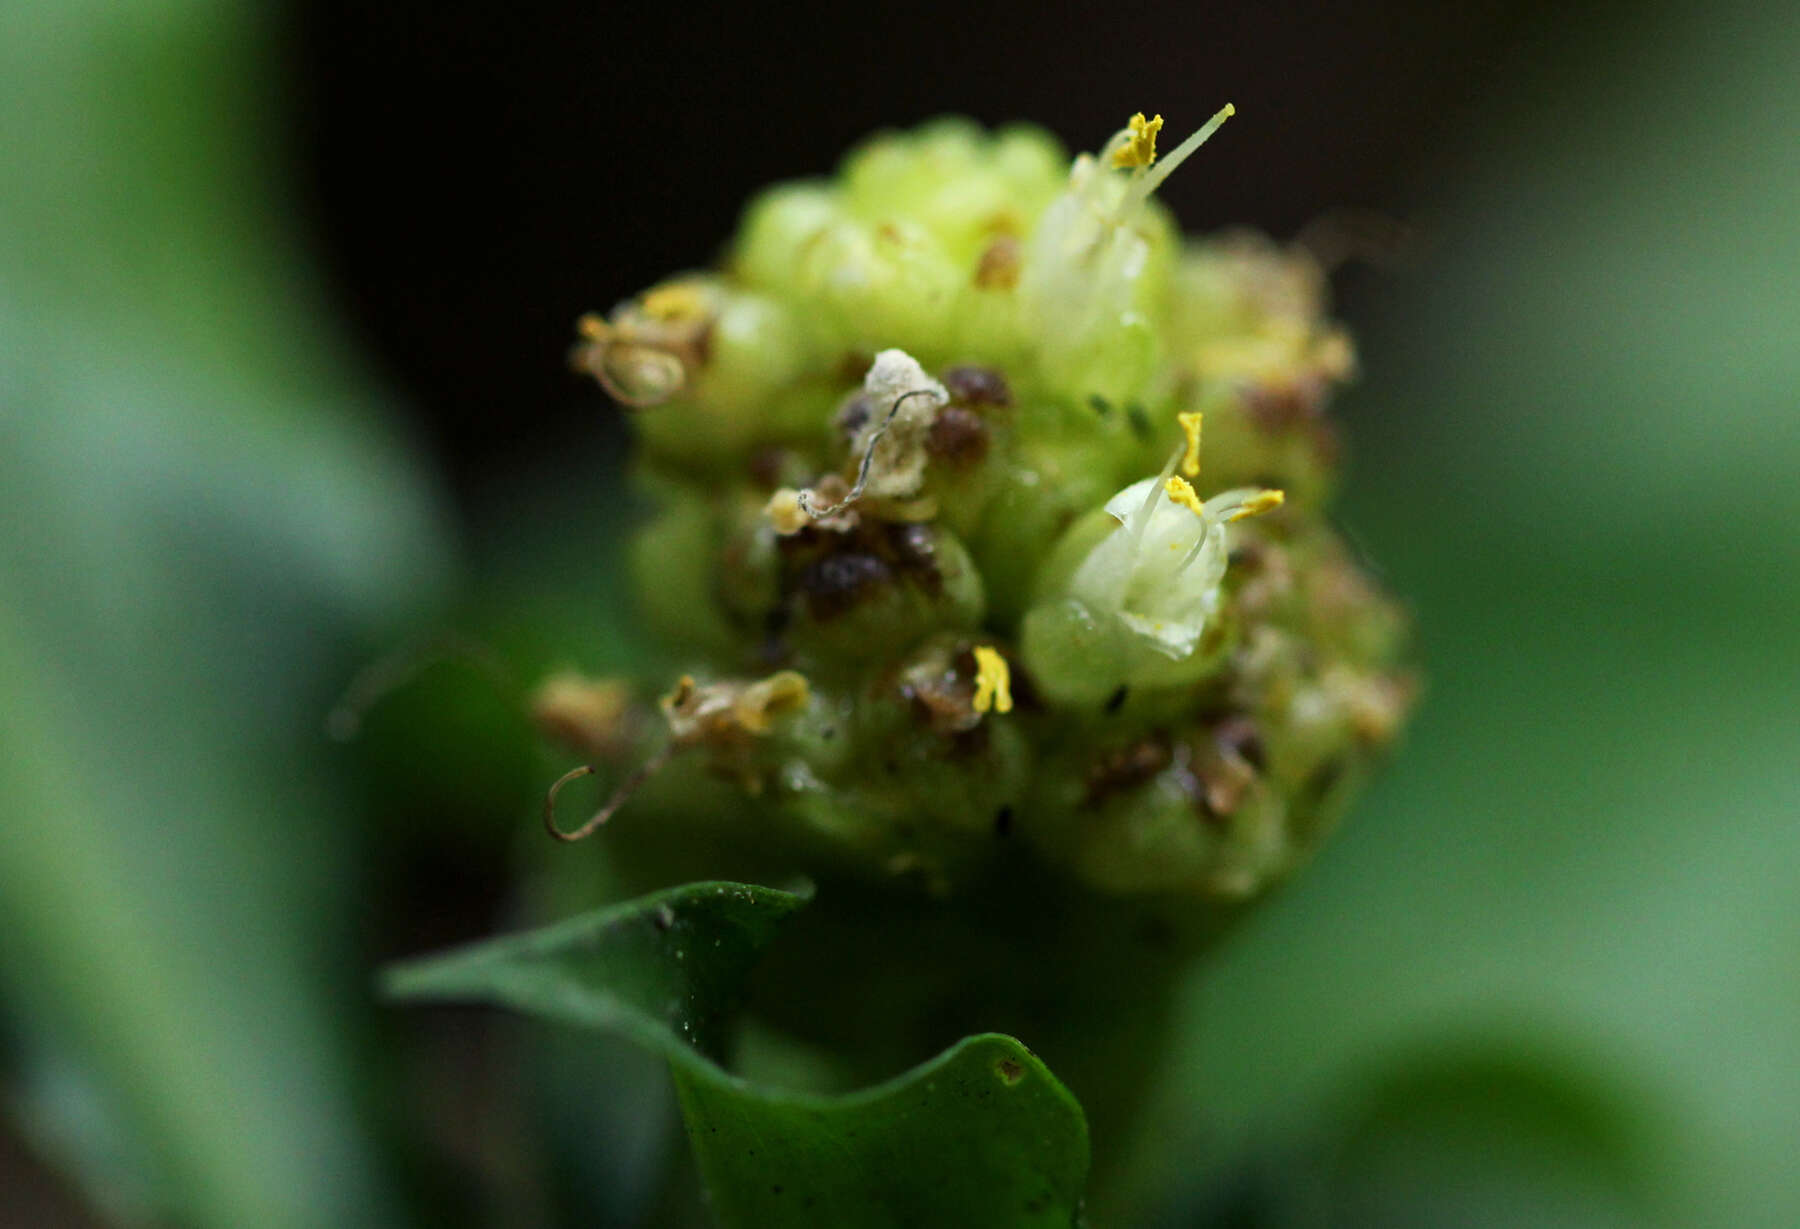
(555, 110, 1414, 903)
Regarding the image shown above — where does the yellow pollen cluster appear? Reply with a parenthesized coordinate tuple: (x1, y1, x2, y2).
(1110, 112, 1164, 169)
(659, 671, 811, 741)
(972, 645, 1013, 714)
(1163, 475, 1205, 516)
(1228, 490, 1286, 522)
(1177, 410, 1203, 478)
(639, 281, 711, 321)
(765, 488, 809, 535)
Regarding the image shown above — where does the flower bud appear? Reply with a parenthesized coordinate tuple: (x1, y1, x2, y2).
(1020, 463, 1281, 705)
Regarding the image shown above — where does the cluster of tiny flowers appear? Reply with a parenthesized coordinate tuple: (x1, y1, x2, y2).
(541, 110, 1414, 902)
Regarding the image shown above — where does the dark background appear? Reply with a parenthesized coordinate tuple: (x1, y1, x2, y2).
(291, 1, 1535, 505)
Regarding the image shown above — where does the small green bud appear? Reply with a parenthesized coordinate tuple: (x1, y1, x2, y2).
(775, 518, 986, 673)
(626, 478, 741, 658)
(732, 183, 841, 292)
(575, 277, 815, 473)
(1166, 235, 1360, 506)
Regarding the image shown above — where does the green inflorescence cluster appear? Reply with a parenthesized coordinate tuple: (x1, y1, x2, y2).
(545, 110, 1415, 902)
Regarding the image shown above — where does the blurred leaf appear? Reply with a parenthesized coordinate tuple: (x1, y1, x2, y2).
(1128, 3, 1800, 1226)
(1173, 1043, 1654, 1229)
(385, 880, 1092, 1228)
(0, 1, 450, 1225)
(1316, 1045, 1653, 1229)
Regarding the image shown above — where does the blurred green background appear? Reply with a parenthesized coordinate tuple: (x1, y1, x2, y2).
(2, 1, 1794, 1225)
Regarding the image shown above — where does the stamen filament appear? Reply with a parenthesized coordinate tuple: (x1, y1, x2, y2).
(1129, 103, 1235, 206)
(1128, 447, 1184, 548)
(1178, 522, 1216, 570)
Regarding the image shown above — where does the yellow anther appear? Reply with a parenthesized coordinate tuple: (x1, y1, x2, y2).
(659, 670, 809, 744)
(1226, 489, 1286, 522)
(575, 312, 613, 342)
(1177, 410, 1203, 478)
(532, 672, 632, 752)
(1163, 475, 1206, 517)
(732, 671, 811, 733)
(639, 281, 710, 321)
(1110, 112, 1164, 169)
(972, 645, 1013, 715)
(765, 488, 809, 535)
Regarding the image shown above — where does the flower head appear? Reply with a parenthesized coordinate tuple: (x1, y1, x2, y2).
(545, 111, 1415, 903)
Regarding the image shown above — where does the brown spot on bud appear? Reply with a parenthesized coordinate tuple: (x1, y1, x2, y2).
(925, 407, 989, 466)
(899, 652, 977, 736)
(836, 394, 873, 441)
(1083, 736, 1173, 809)
(941, 364, 1013, 407)
(884, 522, 945, 598)
(1211, 715, 1267, 772)
(777, 520, 949, 622)
(796, 552, 892, 621)
(1192, 716, 1262, 816)
(974, 234, 1021, 290)
(906, 681, 970, 733)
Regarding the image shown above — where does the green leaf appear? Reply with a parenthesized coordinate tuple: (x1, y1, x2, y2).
(673, 1033, 1088, 1229)
(382, 880, 814, 1062)
(383, 881, 1091, 1228)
